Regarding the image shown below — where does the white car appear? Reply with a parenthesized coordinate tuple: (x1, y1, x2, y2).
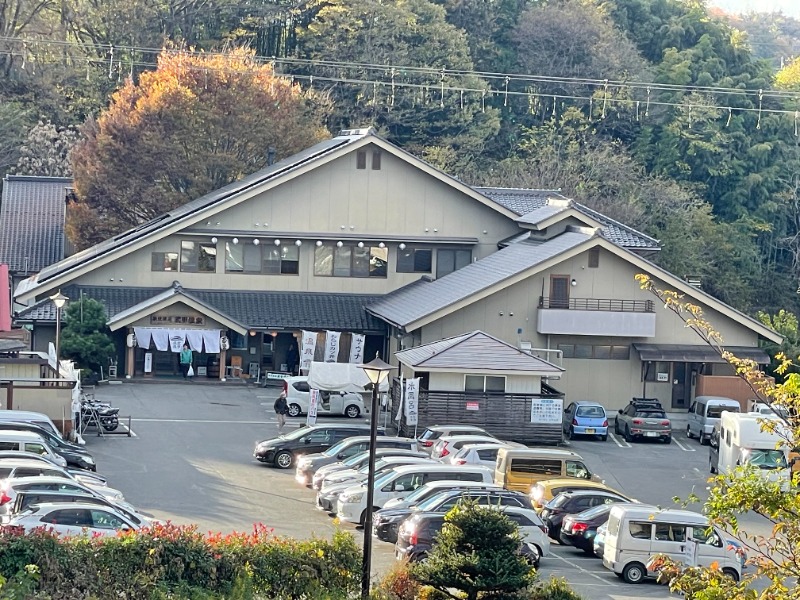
(448, 443, 509, 468)
(0, 476, 125, 516)
(416, 425, 493, 454)
(282, 377, 366, 418)
(8, 502, 141, 537)
(0, 460, 114, 494)
(431, 435, 502, 460)
(312, 449, 427, 490)
(501, 506, 552, 558)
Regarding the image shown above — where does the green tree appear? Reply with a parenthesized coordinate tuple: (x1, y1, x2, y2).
(59, 297, 116, 376)
(411, 501, 535, 600)
(68, 47, 330, 249)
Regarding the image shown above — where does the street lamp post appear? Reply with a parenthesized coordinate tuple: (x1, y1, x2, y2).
(358, 353, 395, 600)
(50, 291, 69, 367)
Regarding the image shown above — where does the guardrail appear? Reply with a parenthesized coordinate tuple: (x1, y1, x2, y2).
(538, 296, 655, 313)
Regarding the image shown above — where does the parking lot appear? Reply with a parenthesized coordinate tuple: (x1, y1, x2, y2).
(82, 382, 770, 599)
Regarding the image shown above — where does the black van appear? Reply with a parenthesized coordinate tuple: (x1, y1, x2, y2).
(254, 424, 384, 469)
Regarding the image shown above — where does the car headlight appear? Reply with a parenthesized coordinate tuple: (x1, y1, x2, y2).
(342, 492, 364, 503)
(531, 487, 544, 501)
(256, 442, 270, 451)
(82, 456, 95, 465)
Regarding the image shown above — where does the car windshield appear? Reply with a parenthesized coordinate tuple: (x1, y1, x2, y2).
(548, 494, 571, 509)
(744, 449, 788, 469)
(404, 485, 439, 503)
(373, 471, 396, 489)
(707, 406, 736, 418)
(279, 428, 316, 441)
(576, 406, 605, 418)
(323, 440, 351, 457)
(416, 492, 461, 511)
(342, 453, 368, 467)
(635, 410, 665, 418)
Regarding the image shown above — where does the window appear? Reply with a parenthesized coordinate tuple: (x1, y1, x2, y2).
(46, 508, 93, 527)
(629, 521, 652, 540)
(264, 244, 300, 275)
(228, 332, 247, 350)
(292, 381, 311, 393)
(558, 344, 630, 360)
(225, 242, 298, 275)
(690, 526, 721, 546)
(574, 345, 592, 359)
(225, 242, 261, 273)
(314, 244, 387, 277)
(181, 241, 216, 272)
(477, 448, 498, 461)
(397, 247, 432, 273)
(151, 252, 178, 271)
(654, 523, 686, 542)
(510, 458, 562, 476)
(372, 151, 382, 170)
(24, 443, 46, 455)
(645, 361, 671, 381)
(565, 461, 591, 479)
(356, 150, 367, 169)
(464, 375, 505, 393)
(436, 249, 472, 278)
(91, 509, 126, 529)
(0, 442, 18, 451)
(588, 247, 600, 268)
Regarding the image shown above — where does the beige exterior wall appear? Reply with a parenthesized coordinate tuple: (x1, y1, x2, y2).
(0, 361, 44, 379)
(418, 245, 763, 411)
(428, 372, 541, 394)
(60, 145, 519, 295)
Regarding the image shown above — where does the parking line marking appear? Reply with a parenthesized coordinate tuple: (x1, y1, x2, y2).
(134, 418, 278, 424)
(673, 437, 696, 452)
(608, 431, 631, 448)
(550, 552, 613, 584)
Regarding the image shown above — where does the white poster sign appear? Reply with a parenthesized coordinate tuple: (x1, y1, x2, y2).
(530, 397, 563, 424)
(144, 352, 153, 374)
(324, 330, 341, 363)
(300, 330, 317, 373)
(349, 334, 365, 364)
(307, 388, 320, 426)
(405, 378, 420, 427)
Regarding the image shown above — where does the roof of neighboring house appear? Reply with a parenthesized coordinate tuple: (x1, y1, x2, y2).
(369, 229, 594, 329)
(14, 284, 386, 333)
(476, 187, 660, 250)
(0, 175, 71, 274)
(396, 330, 563, 376)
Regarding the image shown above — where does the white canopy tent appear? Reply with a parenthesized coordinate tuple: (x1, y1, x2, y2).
(306, 361, 390, 393)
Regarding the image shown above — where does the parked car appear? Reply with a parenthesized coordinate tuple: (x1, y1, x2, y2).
(530, 478, 631, 512)
(0, 459, 109, 491)
(312, 448, 427, 490)
(253, 424, 384, 469)
(0, 476, 125, 515)
(0, 411, 62, 439)
(416, 425, 492, 454)
(382, 480, 503, 511)
(0, 430, 68, 466)
(559, 502, 625, 554)
(295, 436, 416, 485)
(0, 422, 96, 471)
(614, 400, 671, 443)
(0, 452, 107, 486)
(563, 402, 609, 441)
(447, 443, 508, 468)
(495, 448, 600, 492)
(540, 489, 631, 540)
(282, 377, 365, 418)
(373, 488, 538, 547)
(594, 523, 608, 557)
(7, 502, 141, 537)
(4, 489, 153, 528)
(431, 435, 501, 460)
(687, 396, 740, 445)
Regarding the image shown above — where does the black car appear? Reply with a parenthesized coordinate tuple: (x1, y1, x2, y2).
(374, 488, 532, 543)
(0, 422, 96, 471)
(394, 512, 540, 567)
(253, 424, 384, 469)
(540, 490, 629, 540)
(559, 502, 624, 554)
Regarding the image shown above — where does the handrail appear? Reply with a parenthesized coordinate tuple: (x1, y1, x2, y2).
(538, 296, 654, 313)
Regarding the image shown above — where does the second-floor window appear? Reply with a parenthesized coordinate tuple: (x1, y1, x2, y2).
(181, 241, 216, 272)
(151, 252, 178, 271)
(436, 249, 471, 278)
(397, 247, 432, 273)
(314, 244, 388, 278)
(225, 242, 300, 275)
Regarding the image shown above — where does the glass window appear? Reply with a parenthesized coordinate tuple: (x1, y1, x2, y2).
(181, 241, 216, 272)
(588, 247, 600, 268)
(229, 331, 247, 349)
(436, 249, 472, 278)
(47, 508, 93, 527)
(24, 443, 46, 455)
(510, 459, 562, 475)
(333, 245, 352, 276)
(558, 344, 575, 359)
(566, 461, 590, 479)
(225, 242, 244, 272)
(0, 442, 18, 451)
(397, 248, 432, 273)
(465, 375, 485, 392)
(629, 521, 652, 539)
(263, 246, 281, 274)
(151, 252, 178, 271)
(464, 375, 505, 392)
(314, 245, 334, 276)
(372, 151, 382, 170)
(243, 244, 261, 272)
(610, 345, 631, 360)
(594, 345, 611, 359)
(280, 245, 299, 274)
(91, 510, 126, 529)
(574, 345, 593, 358)
(654, 523, 686, 542)
(356, 150, 367, 169)
(485, 376, 505, 392)
(315, 244, 387, 278)
(352, 246, 370, 277)
(370, 247, 388, 277)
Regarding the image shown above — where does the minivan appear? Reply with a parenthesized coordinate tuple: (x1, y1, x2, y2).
(495, 448, 600, 492)
(336, 463, 494, 524)
(687, 396, 740, 445)
(0, 411, 62, 439)
(0, 431, 67, 467)
(602, 504, 742, 584)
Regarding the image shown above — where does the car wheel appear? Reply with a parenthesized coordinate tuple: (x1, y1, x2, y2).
(624, 426, 633, 443)
(287, 403, 301, 417)
(582, 546, 595, 555)
(700, 434, 710, 446)
(614, 419, 620, 434)
(600, 434, 608, 442)
(622, 562, 647, 584)
(533, 544, 544, 558)
(722, 567, 739, 582)
(274, 450, 294, 469)
(345, 404, 361, 419)
(686, 425, 694, 439)
(664, 436, 672, 444)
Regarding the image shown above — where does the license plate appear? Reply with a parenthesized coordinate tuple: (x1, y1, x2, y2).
(585, 428, 595, 434)
(645, 431, 659, 437)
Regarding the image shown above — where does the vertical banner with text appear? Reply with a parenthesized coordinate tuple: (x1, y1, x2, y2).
(324, 330, 341, 363)
(405, 377, 420, 427)
(349, 334, 365, 364)
(307, 389, 320, 426)
(300, 330, 317, 373)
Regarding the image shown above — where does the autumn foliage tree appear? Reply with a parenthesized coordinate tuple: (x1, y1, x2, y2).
(68, 47, 330, 249)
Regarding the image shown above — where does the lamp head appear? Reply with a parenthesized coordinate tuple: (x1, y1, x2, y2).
(50, 291, 69, 309)
(359, 353, 395, 384)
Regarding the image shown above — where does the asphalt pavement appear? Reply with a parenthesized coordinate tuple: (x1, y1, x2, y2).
(80, 382, 769, 599)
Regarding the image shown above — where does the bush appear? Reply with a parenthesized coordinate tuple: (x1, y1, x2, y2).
(526, 577, 583, 600)
(0, 523, 360, 600)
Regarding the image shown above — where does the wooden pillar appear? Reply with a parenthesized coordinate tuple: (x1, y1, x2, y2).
(219, 347, 227, 382)
(125, 327, 135, 379)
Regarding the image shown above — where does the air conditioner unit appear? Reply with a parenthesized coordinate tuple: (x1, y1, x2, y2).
(519, 341, 533, 354)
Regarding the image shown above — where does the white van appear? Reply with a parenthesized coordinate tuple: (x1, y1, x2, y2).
(0, 431, 67, 467)
(336, 464, 494, 524)
(603, 504, 742, 584)
(0, 411, 62, 439)
(715, 411, 790, 480)
(687, 396, 740, 445)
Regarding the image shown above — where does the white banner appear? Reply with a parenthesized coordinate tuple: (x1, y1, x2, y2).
(349, 333, 365, 364)
(395, 373, 404, 422)
(300, 330, 317, 373)
(307, 388, 320, 426)
(324, 330, 341, 363)
(168, 330, 186, 352)
(405, 378, 420, 426)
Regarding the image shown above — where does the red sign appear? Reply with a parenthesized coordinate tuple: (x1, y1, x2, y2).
(466, 401, 480, 411)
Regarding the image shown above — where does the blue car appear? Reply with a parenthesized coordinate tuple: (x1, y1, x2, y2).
(563, 401, 609, 441)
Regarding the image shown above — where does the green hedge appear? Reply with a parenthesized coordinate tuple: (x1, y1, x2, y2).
(0, 523, 361, 599)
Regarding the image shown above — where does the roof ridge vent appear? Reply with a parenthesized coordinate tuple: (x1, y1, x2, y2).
(546, 197, 571, 208)
(566, 225, 600, 236)
(337, 127, 376, 137)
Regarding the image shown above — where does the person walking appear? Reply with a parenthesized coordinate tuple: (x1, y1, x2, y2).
(274, 391, 289, 430)
(179, 343, 193, 379)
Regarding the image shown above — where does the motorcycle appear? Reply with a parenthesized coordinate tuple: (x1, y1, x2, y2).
(81, 402, 120, 432)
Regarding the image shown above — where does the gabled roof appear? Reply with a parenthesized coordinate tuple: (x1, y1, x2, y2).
(15, 129, 516, 302)
(476, 187, 660, 250)
(15, 284, 386, 333)
(396, 330, 563, 376)
(369, 229, 595, 330)
(0, 175, 70, 274)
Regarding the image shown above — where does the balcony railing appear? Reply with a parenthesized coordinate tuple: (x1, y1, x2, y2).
(538, 296, 655, 313)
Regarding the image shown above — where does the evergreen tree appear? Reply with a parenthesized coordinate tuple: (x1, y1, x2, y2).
(59, 297, 116, 376)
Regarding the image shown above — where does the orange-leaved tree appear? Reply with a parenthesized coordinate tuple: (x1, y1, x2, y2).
(69, 47, 331, 249)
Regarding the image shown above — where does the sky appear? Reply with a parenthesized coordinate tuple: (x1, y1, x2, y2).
(709, 0, 800, 18)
